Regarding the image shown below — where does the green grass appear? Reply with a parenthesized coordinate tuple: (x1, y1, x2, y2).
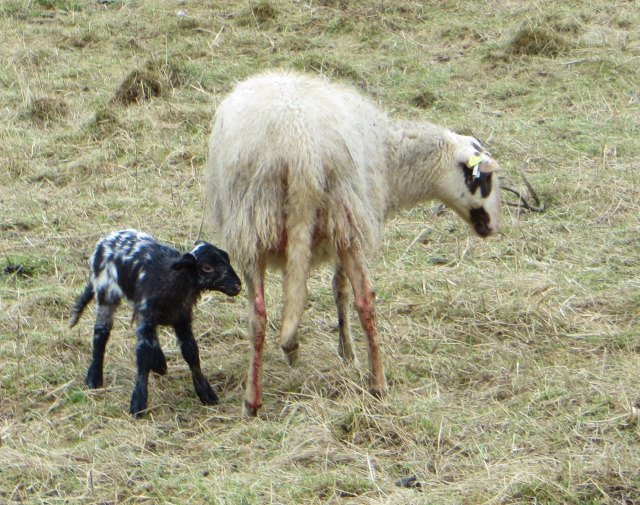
(2, 0, 640, 503)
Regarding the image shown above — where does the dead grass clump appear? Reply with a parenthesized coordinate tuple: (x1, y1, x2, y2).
(237, 0, 279, 26)
(35, 0, 82, 12)
(314, 0, 349, 8)
(111, 59, 197, 105)
(508, 25, 570, 56)
(410, 89, 438, 109)
(144, 59, 193, 89)
(85, 105, 119, 138)
(292, 53, 362, 84)
(26, 96, 68, 124)
(60, 31, 99, 49)
(112, 68, 162, 105)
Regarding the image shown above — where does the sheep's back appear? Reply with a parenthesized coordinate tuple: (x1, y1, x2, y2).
(206, 71, 389, 270)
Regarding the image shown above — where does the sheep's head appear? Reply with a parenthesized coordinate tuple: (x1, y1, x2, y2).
(438, 132, 501, 238)
(172, 242, 242, 296)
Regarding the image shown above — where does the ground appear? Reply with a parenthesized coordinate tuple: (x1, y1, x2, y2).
(1, 0, 639, 503)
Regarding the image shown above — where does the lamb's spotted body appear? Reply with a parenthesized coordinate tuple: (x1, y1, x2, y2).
(70, 229, 242, 416)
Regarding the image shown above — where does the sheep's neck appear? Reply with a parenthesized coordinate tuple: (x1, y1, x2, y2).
(385, 121, 447, 215)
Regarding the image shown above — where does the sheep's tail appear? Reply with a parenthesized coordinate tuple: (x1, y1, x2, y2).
(69, 283, 94, 328)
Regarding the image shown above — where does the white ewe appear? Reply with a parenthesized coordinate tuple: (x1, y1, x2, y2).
(205, 70, 501, 416)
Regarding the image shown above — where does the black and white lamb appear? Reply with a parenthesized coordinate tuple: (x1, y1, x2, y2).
(70, 229, 242, 416)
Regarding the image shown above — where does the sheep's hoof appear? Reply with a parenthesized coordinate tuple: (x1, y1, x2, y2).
(337, 347, 360, 368)
(242, 400, 260, 418)
(281, 342, 299, 366)
(368, 384, 388, 399)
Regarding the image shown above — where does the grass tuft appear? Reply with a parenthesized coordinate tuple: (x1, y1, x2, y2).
(25, 96, 68, 124)
(410, 89, 438, 109)
(508, 24, 571, 56)
(112, 68, 163, 105)
(237, 0, 279, 26)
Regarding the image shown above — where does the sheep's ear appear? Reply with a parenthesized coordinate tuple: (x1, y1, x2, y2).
(449, 132, 499, 173)
(172, 253, 197, 270)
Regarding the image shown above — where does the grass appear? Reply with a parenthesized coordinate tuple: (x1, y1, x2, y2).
(1, 0, 639, 503)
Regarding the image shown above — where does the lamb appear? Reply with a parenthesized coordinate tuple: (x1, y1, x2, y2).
(70, 229, 242, 416)
(204, 70, 501, 417)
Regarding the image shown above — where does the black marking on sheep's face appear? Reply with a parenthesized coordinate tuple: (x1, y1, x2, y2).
(460, 163, 493, 198)
(189, 243, 242, 296)
(470, 207, 491, 237)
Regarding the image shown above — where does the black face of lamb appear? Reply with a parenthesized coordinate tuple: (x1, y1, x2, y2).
(470, 207, 491, 237)
(460, 162, 493, 198)
(185, 242, 242, 296)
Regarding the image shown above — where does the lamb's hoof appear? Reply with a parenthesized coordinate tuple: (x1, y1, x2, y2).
(151, 351, 168, 375)
(242, 400, 260, 418)
(129, 402, 148, 418)
(152, 361, 167, 376)
(196, 383, 219, 406)
(129, 390, 148, 418)
(86, 373, 103, 389)
(281, 342, 299, 366)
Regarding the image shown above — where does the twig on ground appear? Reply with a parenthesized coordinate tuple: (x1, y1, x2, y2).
(501, 159, 545, 212)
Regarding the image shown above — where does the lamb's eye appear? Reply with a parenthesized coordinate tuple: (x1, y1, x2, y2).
(201, 265, 214, 273)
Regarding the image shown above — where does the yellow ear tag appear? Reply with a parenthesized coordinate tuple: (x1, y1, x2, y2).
(468, 155, 482, 179)
(467, 155, 482, 168)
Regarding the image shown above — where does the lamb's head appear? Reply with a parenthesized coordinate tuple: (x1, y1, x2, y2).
(172, 242, 242, 296)
(436, 132, 501, 238)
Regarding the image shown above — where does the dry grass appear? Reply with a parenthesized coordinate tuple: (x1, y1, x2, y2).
(1, 0, 640, 503)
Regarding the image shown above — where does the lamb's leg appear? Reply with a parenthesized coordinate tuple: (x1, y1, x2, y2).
(278, 221, 314, 365)
(86, 303, 115, 389)
(174, 318, 218, 405)
(243, 256, 267, 417)
(333, 263, 358, 365)
(130, 318, 162, 417)
(338, 247, 387, 398)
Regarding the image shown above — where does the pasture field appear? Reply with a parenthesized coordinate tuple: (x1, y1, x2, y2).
(1, 0, 639, 503)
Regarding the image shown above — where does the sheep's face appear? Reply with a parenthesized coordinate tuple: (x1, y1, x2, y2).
(174, 243, 242, 296)
(439, 134, 501, 238)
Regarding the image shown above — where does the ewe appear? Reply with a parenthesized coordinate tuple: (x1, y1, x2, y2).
(205, 71, 501, 416)
(70, 229, 241, 416)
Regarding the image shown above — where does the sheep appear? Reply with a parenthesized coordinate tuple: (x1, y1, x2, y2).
(204, 70, 501, 417)
(70, 229, 242, 416)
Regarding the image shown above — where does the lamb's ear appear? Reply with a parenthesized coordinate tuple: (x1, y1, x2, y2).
(171, 253, 197, 270)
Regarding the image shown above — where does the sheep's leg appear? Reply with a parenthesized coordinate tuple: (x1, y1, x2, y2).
(130, 318, 162, 417)
(338, 247, 387, 398)
(278, 222, 314, 365)
(174, 318, 218, 406)
(333, 263, 358, 365)
(243, 256, 267, 417)
(86, 303, 115, 389)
